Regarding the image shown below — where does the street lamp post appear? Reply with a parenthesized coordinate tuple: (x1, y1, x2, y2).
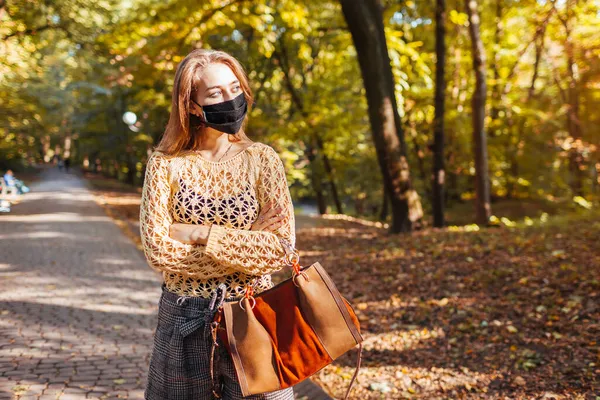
(122, 111, 140, 184)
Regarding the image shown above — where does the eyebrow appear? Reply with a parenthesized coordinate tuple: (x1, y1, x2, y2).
(205, 80, 239, 92)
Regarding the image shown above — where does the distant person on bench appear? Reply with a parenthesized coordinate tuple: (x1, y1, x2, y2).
(3, 170, 30, 194)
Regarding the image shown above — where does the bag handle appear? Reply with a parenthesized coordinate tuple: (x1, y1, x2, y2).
(343, 342, 363, 400)
(278, 237, 310, 286)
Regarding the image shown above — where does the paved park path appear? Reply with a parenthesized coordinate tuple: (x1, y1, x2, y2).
(0, 166, 330, 400)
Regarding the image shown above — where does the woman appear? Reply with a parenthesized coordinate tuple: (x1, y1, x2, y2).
(140, 49, 296, 400)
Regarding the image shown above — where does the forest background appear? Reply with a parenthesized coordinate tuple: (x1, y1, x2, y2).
(2, 0, 599, 230)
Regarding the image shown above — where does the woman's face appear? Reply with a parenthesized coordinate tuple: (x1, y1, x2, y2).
(192, 63, 242, 110)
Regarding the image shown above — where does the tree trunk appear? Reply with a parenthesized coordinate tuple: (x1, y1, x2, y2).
(509, 24, 546, 198)
(561, 1, 584, 196)
(126, 150, 136, 185)
(380, 183, 389, 221)
(315, 135, 343, 213)
(305, 142, 327, 214)
(489, 0, 503, 138)
(465, 0, 492, 224)
(407, 115, 427, 188)
(433, 0, 447, 227)
(340, 0, 415, 233)
(445, 27, 462, 207)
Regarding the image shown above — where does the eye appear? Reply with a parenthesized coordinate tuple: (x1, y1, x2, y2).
(233, 85, 241, 92)
(209, 91, 221, 98)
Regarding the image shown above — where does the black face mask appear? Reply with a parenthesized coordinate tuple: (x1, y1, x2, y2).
(191, 92, 247, 135)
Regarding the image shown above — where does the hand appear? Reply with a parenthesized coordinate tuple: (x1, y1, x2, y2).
(169, 223, 209, 245)
(252, 200, 286, 232)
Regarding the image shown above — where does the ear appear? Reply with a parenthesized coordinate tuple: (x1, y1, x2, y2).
(190, 102, 202, 117)
(189, 96, 204, 118)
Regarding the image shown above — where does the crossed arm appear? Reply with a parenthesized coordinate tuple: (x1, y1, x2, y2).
(139, 147, 296, 278)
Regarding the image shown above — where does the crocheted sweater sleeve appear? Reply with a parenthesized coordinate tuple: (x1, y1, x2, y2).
(139, 145, 296, 278)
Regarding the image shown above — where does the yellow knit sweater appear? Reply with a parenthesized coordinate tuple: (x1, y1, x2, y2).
(139, 142, 296, 298)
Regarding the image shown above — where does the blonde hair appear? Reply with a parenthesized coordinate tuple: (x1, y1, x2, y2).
(155, 49, 254, 155)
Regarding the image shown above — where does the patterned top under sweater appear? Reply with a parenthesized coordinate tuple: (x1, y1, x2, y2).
(139, 142, 296, 298)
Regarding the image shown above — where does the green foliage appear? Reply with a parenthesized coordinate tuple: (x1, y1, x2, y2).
(1, 0, 599, 221)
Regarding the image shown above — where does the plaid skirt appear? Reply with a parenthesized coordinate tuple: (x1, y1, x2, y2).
(144, 283, 295, 400)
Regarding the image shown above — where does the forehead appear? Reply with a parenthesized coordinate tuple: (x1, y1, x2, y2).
(195, 63, 238, 91)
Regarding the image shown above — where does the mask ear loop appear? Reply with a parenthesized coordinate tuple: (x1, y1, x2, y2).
(191, 98, 207, 122)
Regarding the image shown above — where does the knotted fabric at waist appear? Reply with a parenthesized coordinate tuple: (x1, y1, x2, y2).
(159, 282, 240, 338)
